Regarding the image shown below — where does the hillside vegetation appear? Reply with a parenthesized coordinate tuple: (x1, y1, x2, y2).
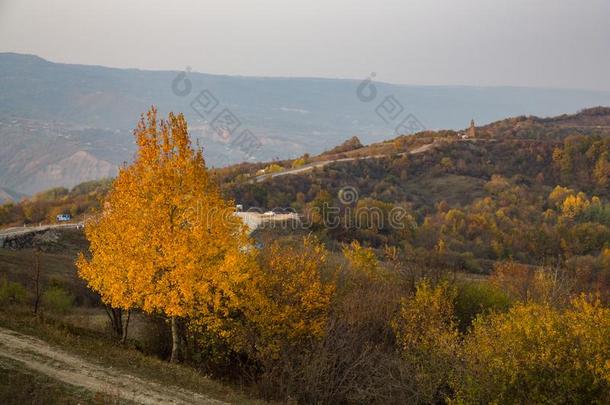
(1, 107, 609, 403)
(3, 108, 609, 278)
(222, 108, 610, 280)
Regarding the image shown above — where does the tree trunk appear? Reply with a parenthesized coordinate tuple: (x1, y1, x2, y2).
(170, 316, 180, 363)
(104, 306, 123, 338)
(180, 320, 189, 362)
(32, 251, 42, 315)
(121, 310, 131, 344)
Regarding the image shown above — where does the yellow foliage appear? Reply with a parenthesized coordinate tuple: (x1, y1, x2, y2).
(393, 280, 459, 356)
(594, 151, 610, 188)
(392, 280, 459, 402)
(456, 295, 610, 403)
(265, 163, 283, 173)
(77, 108, 254, 333)
(548, 185, 574, 207)
(552, 146, 563, 163)
(561, 192, 591, 219)
(443, 208, 466, 236)
(440, 156, 454, 170)
(342, 240, 402, 287)
(342, 241, 379, 276)
(291, 158, 306, 168)
(243, 236, 335, 358)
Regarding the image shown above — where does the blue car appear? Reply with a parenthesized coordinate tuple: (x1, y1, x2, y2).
(56, 214, 71, 222)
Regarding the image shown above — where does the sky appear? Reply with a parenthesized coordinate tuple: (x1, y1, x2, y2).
(1, 0, 609, 91)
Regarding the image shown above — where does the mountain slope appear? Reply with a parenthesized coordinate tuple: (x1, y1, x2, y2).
(3, 53, 610, 194)
(0, 118, 120, 195)
(220, 110, 609, 280)
(1, 108, 608, 276)
(0, 187, 24, 204)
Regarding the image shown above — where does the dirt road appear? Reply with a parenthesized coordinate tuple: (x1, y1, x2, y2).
(0, 326, 225, 404)
(254, 140, 438, 182)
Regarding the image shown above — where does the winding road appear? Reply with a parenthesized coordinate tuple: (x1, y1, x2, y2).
(0, 223, 83, 246)
(254, 141, 437, 182)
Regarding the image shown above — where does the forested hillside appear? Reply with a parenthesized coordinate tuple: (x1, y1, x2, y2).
(218, 108, 609, 284)
(2, 107, 609, 282)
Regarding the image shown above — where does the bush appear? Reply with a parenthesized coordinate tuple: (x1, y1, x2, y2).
(392, 280, 459, 403)
(0, 278, 27, 305)
(254, 253, 414, 403)
(42, 286, 74, 314)
(455, 295, 610, 404)
(238, 235, 334, 372)
(454, 281, 511, 331)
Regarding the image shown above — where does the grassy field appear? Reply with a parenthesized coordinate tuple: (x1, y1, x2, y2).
(404, 173, 487, 208)
(0, 229, 93, 301)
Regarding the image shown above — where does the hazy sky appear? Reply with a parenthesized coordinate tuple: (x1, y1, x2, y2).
(1, 0, 609, 90)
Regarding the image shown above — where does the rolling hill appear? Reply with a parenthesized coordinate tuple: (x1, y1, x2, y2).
(3, 52, 610, 197)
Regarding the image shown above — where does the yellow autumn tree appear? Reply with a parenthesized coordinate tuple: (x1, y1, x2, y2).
(561, 192, 591, 220)
(242, 235, 335, 360)
(77, 108, 254, 362)
(594, 151, 609, 188)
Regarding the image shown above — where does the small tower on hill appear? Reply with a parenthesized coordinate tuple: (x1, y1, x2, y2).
(468, 119, 476, 138)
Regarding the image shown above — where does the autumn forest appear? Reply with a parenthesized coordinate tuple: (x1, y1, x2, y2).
(0, 106, 608, 403)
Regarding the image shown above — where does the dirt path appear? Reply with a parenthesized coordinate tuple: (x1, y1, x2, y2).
(0, 326, 226, 404)
(255, 140, 438, 183)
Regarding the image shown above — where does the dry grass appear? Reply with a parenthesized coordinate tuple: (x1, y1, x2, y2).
(0, 308, 268, 404)
(0, 355, 126, 405)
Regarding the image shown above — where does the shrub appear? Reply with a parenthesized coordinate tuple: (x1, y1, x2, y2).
(255, 253, 413, 403)
(242, 235, 335, 360)
(455, 295, 610, 404)
(264, 163, 283, 174)
(42, 286, 74, 314)
(454, 281, 511, 331)
(392, 280, 459, 403)
(291, 158, 306, 168)
(0, 278, 27, 305)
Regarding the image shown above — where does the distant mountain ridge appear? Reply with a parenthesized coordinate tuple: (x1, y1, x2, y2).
(0, 187, 24, 203)
(2, 52, 610, 196)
